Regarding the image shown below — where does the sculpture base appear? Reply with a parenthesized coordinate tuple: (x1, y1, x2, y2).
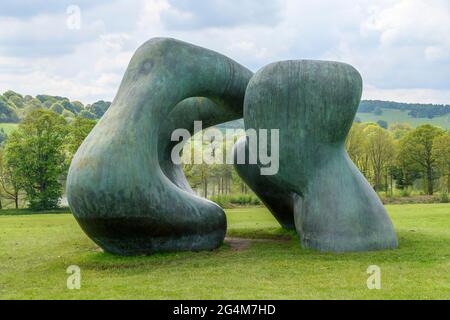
(76, 217, 226, 256)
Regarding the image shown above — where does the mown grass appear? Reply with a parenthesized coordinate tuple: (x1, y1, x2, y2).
(0, 208, 70, 216)
(1, 204, 449, 300)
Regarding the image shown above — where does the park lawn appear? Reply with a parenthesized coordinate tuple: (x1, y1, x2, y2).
(0, 204, 449, 300)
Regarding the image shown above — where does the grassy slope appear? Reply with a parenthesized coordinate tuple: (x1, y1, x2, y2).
(0, 123, 19, 135)
(357, 109, 450, 129)
(0, 204, 449, 300)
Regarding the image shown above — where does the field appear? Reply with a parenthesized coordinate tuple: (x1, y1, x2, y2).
(1, 204, 449, 300)
(356, 109, 450, 129)
(0, 123, 18, 134)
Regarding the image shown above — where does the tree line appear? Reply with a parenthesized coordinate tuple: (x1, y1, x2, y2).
(0, 108, 448, 211)
(0, 90, 111, 123)
(359, 100, 450, 119)
(346, 122, 450, 196)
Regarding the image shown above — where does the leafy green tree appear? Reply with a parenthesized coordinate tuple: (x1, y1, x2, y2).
(62, 110, 75, 119)
(377, 120, 388, 129)
(23, 98, 43, 115)
(43, 100, 53, 109)
(8, 95, 24, 108)
(4, 110, 68, 210)
(2, 90, 22, 100)
(71, 101, 84, 114)
(346, 123, 371, 177)
(0, 149, 22, 209)
(60, 99, 78, 115)
(79, 110, 96, 120)
(432, 134, 450, 193)
(398, 125, 445, 195)
(390, 123, 412, 140)
(36, 94, 58, 104)
(87, 100, 111, 118)
(363, 124, 396, 191)
(50, 102, 64, 115)
(0, 98, 19, 123)
(66, 117, 96, 158)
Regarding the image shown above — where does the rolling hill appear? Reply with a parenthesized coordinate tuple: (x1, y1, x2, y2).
(1, 91, 449, 135)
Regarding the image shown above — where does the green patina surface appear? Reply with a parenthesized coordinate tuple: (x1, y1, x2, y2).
(66, 38, 253, 255)
(236, 60, 398, 252)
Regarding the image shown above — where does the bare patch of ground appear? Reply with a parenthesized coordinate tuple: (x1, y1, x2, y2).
(225, 236, 291, 251)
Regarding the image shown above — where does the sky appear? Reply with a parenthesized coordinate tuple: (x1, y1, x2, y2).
(0, 0, 449, 105)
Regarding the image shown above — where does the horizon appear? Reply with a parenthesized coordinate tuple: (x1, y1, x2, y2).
(3, 89, 450, 107)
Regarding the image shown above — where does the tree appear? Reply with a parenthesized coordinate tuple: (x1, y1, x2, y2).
(87, 100, 111, 118)
(0, 149, 22, 209)
(71, 101, 84, 114)
(79, 110, 96, 120)
(62, 110, 75, 119)
(398, 125, 445, 195)
(50, 102, 64, 115)
(377, 120, 388, 129)
(346, 123, 371, 177)
(363, 124, 396, 191)
(4, 110, 68, 210)
(66, 117, 96, 158)
(390, 123, 412, 140)
(432, 134, 450, 193)
(0, 98, 19, 123)
(9, 95, 24, 108)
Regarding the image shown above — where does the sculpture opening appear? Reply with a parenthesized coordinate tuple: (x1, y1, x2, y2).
(66, 38, 253, 255)
(67, 38, 397, 256)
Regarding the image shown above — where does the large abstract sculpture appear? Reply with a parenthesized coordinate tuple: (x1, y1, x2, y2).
(67, 37, 398, 255)
(235, 60, 398, 252)
(67, 38, 253, 255)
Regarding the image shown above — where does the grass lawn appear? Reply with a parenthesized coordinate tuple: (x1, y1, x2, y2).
(1, 204, 449, 300)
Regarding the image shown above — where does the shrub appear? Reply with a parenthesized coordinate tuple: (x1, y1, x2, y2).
(440, 192, 449, 203)
(209, 194, 261, 208)
(400, 188, 412, 197)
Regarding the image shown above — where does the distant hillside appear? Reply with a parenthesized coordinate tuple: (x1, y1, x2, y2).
(356, 100, 450, 129)
(359, 100, 450, 119)
(1, 91, 449, 130)
(218, 100, 450, 130)
(0, 90, 111, 123)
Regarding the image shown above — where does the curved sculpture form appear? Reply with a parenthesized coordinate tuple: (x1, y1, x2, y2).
(67, 38, 253, 255)
(235, 60, 398, 252)
(233, 137, 295, 230)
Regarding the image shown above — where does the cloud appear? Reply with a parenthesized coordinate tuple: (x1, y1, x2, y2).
(0, 0, 449, 105)
(0, 15, 105, 57)
(160, 0, 283, 30)
(0, 1, 112, 18)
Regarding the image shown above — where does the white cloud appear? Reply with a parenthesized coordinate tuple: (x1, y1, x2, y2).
(161, 0, 283, 30)
(364, 85, 450, 105)
(0, 0, 449, 105)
